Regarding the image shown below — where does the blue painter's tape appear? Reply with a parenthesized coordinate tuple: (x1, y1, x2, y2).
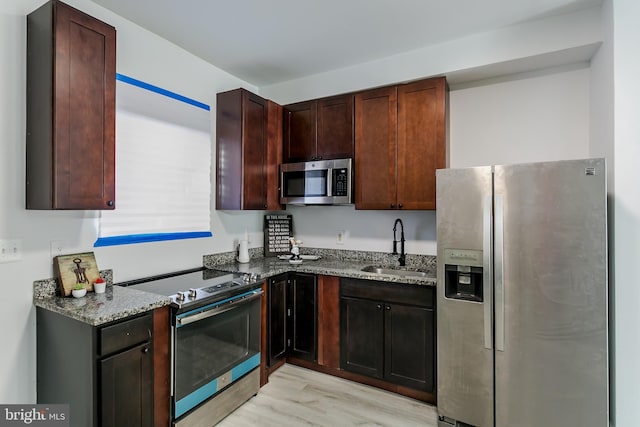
(174, 353, 260, 418)
(94, 231, 212, 247)
(115, 73, 210, 111)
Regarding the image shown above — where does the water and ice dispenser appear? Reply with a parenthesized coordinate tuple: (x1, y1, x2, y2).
(443, 249, 484, 302)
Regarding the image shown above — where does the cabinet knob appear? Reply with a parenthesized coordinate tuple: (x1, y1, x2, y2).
(107, 200, 114, 207)
(377, 304, 382, 309)
(398, 203, 403, 209)
(386, 306, 391, 311)
(390, 204, 395, 209)
(142, 347, 149, 353)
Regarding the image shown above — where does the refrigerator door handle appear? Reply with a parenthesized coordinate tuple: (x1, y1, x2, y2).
(483, 195, 493, 350)
(495, 194, 505, 352)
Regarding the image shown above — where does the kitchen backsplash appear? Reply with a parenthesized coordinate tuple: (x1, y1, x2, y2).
(204, 248, 436, 273)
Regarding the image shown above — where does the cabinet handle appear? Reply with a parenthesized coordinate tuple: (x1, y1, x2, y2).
(390, 204, 395, 208)
(386, 306, 391, 310)
(376, 304, 382, 309)
(142, 347, 149, 353)
(398, 203, 403, 209)
(107, 200, 114, 207)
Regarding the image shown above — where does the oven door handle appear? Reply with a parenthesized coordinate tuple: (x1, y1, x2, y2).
(176, 290, 263, 327)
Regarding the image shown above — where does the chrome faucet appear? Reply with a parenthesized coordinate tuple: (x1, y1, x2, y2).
(392, 218, 406, 266)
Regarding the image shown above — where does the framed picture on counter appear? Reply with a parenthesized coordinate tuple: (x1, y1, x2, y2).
(54, 251, 100, 296)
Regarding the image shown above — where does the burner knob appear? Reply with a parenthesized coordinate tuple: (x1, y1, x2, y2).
(188, 288, 197, 298)
(250, 273, 259, 282)
(176, 292, 186, 302)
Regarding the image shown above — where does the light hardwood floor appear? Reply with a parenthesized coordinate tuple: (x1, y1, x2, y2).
(217, 364, 439, 426)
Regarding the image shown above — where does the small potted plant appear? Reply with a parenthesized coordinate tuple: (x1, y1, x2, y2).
(71, 283, 87, 298)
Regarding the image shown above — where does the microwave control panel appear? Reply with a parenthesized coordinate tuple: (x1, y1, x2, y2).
(332, 168, 349, 196)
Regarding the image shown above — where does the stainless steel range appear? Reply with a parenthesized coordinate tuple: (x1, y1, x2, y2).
(120, 268, 263, 427)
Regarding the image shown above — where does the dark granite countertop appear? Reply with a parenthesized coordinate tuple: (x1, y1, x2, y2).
(206, 251, 437, 286)
(33, 271, 171, 326)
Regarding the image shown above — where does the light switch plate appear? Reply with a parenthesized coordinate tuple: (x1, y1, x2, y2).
(0, 239, 22, 263)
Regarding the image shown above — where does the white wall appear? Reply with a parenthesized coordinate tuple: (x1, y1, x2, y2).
(286, 206, 437, 255)
(259, 7, 601, 104)
(450, 66, 591, 168)
(611, 0, 640, 425)
(0, 0, 264, 404)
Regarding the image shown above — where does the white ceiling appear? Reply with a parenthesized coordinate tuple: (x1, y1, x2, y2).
(90, 0, 602, 87)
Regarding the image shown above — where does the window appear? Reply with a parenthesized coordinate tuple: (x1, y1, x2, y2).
(95, 74, 212, 247)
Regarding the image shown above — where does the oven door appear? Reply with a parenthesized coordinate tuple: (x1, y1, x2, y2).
(172, 289, 262, 419)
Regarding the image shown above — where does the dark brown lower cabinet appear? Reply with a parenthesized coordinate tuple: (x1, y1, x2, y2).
(340, 278, 435, 392)
(100, 342, 153, 427)
(37, 308, 159, 427)
(268, 272, 317, 367)
(340, 296, 384, 378)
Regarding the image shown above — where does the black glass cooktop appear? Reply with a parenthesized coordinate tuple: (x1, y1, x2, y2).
(118, 268, 261, 309)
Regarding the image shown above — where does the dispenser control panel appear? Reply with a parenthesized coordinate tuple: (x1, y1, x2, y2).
(443, 248, 484, 302)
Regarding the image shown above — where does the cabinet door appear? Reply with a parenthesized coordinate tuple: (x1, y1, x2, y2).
(317, 94, 354, 160)
(283, 101, 317, 162)
(384, 303, 435, 391)
(289, 273, 317, 362)
(216, 88, 270, 210)
(268, 274, 288, 367)
(100, 342, 153, 427)
(242, 90, 268, 209)
(397, 77, 448, 210)
(340, 296, 384, 378)
(354, 86, 397, 209)
(266, 101, 285, 210)
(27, 1, 116, 209)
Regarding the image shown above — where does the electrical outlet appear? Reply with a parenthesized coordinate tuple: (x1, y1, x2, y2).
(50, 240, 65, 258)
(336, 230, 346, 245)
(0, 239, 22, 263)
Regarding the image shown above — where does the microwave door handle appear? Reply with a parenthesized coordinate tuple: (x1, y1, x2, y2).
(327, 168, 333, 196)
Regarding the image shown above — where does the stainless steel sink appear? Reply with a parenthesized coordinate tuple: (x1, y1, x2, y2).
(361, 265, 427, 278)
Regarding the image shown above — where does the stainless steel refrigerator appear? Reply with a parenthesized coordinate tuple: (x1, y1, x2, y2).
(435, 158, 608, 427)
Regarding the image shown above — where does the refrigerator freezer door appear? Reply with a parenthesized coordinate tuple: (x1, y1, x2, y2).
(493, 158, 608, 426)
(436, 166, 494, 427)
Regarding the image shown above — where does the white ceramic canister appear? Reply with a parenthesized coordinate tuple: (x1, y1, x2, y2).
(238, 240, 250, 263)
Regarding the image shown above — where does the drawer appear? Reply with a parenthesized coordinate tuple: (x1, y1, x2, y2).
(100, 313, 152, 356)
(340, 278, 435, 308)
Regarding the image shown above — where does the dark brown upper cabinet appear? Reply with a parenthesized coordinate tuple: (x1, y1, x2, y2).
(216, 88, 284, 210)
(26, 0, 116, 210)
(355, 77, 448, 210)
(283, 101, 316, 162)
(283, 94, 354, 163)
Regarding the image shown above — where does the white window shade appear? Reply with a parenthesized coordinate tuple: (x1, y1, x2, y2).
(95, 74, 212, 247)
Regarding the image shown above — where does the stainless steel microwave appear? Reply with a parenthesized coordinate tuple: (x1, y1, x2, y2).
(280, 158, 352, 205)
